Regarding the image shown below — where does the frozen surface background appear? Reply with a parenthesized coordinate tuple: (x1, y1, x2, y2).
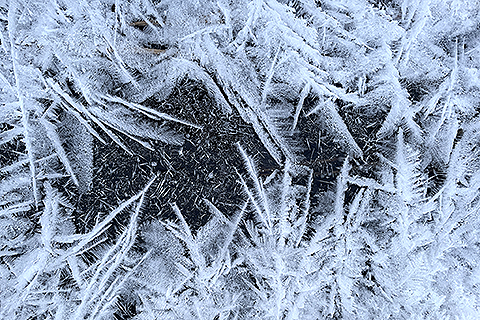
(1, 0, 480, 319)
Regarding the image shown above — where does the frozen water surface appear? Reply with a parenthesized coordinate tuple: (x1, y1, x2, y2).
(1, 0, 480, 319)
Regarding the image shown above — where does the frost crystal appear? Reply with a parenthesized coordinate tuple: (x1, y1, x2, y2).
(1, 0, 479, 319)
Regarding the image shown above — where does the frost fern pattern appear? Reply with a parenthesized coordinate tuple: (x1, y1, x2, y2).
(1, 0, 480, 319)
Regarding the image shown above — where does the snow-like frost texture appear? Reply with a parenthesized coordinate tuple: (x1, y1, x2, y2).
(1, 0, 480, 319)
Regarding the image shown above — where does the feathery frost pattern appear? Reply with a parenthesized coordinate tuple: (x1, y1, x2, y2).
(1, 0, 480, 319)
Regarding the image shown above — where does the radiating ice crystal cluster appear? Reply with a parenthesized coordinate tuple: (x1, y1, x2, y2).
(1, 0, 480, 319)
